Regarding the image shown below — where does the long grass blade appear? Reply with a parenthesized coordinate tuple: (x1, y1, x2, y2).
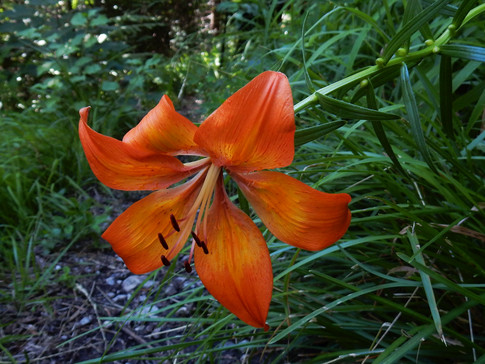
(440, 44, 485, 62)
(381, 0, 451, 64)
(295, 121, 346, 146)
(440, 54, 454, 138)
(270, 283, 411, 345)
(404, 0, 433, 43)
(301, 10, 314, 92)
(316, 93, 400, 120)
(407, 229, 444, 339)
(400, 62, 438, 173)
(397, 253, 485, 306)
(343, 6, 390, 42)
(365, 79, 408, 176)
(375, 293, 485, 363)
(452, 0, 478, 28)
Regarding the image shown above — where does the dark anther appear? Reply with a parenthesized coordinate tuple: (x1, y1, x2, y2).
(161, 255, 171, 266)
(170, 214, 180, 232)
(158, 233, 169, 249)
(200, 241, 209, 255)
(184, 261, 192, 273)
(191, 231, 202, 247)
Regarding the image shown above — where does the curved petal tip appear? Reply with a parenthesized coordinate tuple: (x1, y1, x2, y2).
(78, 106, 203, 191)
(233, 171, 351, 251)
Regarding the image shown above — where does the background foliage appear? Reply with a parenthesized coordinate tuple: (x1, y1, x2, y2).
(1, 0, 484, 362)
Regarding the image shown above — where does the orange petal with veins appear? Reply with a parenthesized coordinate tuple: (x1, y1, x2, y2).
(194, 71, 295, 172)
(232, 171, 351, 251)
(102, 170, 206, 274)
(195, 177, 272, 329)
(123, 95, 203, 156)
(79, 107, 208, 191)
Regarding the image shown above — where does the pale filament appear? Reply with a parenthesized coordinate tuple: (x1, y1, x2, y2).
(165, 162, 221, 261)
(184, 157, 211, 169)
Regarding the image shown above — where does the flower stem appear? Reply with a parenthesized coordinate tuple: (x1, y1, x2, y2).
(293, 4, 485, 114)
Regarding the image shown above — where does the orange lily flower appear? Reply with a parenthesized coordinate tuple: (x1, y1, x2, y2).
(79, 71, 351, 330)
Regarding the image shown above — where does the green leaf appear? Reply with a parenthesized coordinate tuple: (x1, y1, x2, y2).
(75, 57, 92, 68)
(403, 0, 433, 44)
(381, 0, 451, 64)
(351, 63, 403, 102)
(468, 83, 485, 129)
(464, 130, 485, 153)
(295, 121, 346, 146)
(400, 63, 438, 173)
(454, 80, 485, 114)
(71, 12, 87, 26)
(84, 64, 101, 75)
(402, 0, 417, 49)
(365, 80, 407, 177)
(415, 65, 440, 112)
(301, 11, 314, 93)
(216, 1, 239, 13)
(407, 229, 443, 338)
(5, 5, 34, 18)
(91, 14, 109, 26)
(343, 6, 390, 43)
(440, 44, 485, 62)
(397, 253, 485, 305)
(374, 293, 483, 363)
(452, 0, 477, 28)
(270, 280, 418, 344)
(439, 54, 454, 138)
(316, 93, 400, 121)
(452, 61, 482, 92)
(101, 81, 119, 91)
(18, 28, 41, 39)
(408, 0, 434, 40)
(421, 0, 457, 17)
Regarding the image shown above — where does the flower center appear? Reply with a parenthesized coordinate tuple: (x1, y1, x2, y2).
(158, 162, 221, 272)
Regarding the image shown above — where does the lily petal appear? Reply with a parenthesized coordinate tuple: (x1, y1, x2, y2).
(195, 177, 273, 329)
(102, 171, 206, 274)
(232, 171, 351, 251)
(194, 71, 295, 172)
(79, 107, 207, 191)
(123, 95, 203, 155)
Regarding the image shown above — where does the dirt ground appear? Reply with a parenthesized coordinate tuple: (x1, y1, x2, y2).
(1, 243, 260, 363)
(1, 189, 266, 363)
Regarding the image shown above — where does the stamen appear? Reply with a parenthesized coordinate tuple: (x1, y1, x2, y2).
(200, 241, 209, 255)
(191, 231, 202, 247)
(161, 255, 171, 266)
(163, 165, 220, 267)
(158, 233, 169, 249)
(170, 214, 180, 232)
